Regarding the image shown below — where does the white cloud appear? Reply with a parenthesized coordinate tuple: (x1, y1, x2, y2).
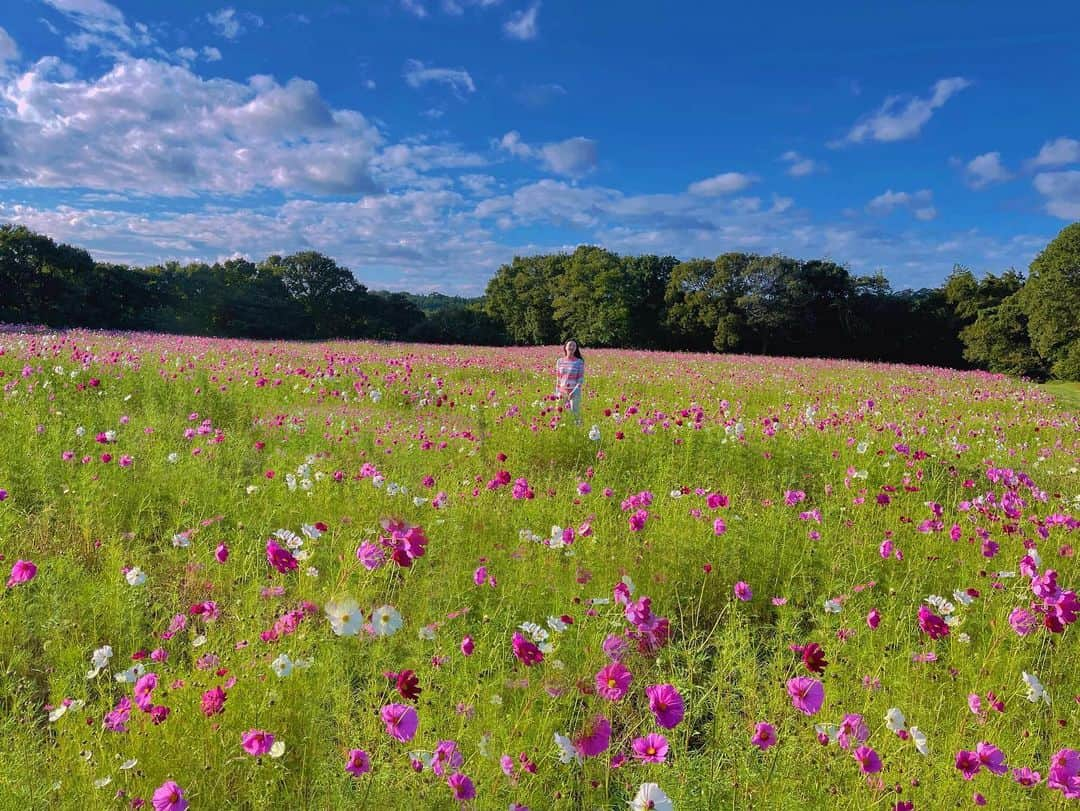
(401, 0, 429, 18)
(0, 28, 19, 74)
(964, 151, 1011, 189)
(867, 189, 936, 220)
(1029, 137, 1080, 168)
(687, 172, 756, 196)
(504, 3, 540, 40)
(0, 58, 385, 196)
(837, 77, 971, 145)
(780, 150, 816, 177)
(1033, 171, 1080, 219)
(41, 0, 151, 53)
(207, 8, 262, 40)
(496, 131, 597, 176)
(202, 46, 222, 62)
(540, 137, 596, 175)
(403, 59, 476, 96)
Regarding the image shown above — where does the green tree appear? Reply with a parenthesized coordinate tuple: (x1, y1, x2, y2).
(483, 254, 564, 345)
(1021, 222, 1080, 379)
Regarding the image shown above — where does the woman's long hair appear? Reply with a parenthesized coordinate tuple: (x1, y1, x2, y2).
(563, 340, 583, 360)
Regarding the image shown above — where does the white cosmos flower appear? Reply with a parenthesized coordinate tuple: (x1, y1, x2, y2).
(269, 740, 286, 759)
(114, 664, 145, 684)
(48, 705, 67, 722)
(554, 732, 581, 764)
(87, 645, 113, 679)
(325, 599, 363, 637)
(274, 529, 303, 549)
(884, 707, 907, 732)
(172, 533, 190, 548)
(124, 567, 146, 586)
(588, 425, 601, 441)
(301, 524, 322, 540)
(823, 599, 842, 614)
(271, 653, 293, 678)
(418, 624, 437, 641)
(372, 605, 403, 637)
(547, 616, 568, 633)
(76, 426, 86, 437)
(166, 452, 179, 464)
(910, 726, 929, 755)
(856, 441, 869, 454)
(1022, 671, 1050, 704)
(369, 389, 382, 403)
(953, 589, 974, 606)
(814, 723, 840, 744)
(629, 783, 673, 811)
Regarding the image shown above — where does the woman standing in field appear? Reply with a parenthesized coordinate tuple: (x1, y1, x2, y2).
(555, 339, 585, 424)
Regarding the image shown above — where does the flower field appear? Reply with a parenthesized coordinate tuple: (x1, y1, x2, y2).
(0, 327, 1078, 809)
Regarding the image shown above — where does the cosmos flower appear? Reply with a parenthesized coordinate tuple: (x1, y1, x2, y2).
(595, 662, 633, 701)
(6, 560, 36, 588)
(151, 781, 188, 811)
(632, 733, 669, 764)
(628, 783, 673, 811)
(786, 676, 824, 715)
(645, 684, 685, 729)
(242, 729, 275, 757)
(345, 748, 371, 777)
(751, 722, 777, 750)
(381, 704, 419, 742)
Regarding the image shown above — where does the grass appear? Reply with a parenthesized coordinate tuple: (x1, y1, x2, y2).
(0, 330, 1077, 809)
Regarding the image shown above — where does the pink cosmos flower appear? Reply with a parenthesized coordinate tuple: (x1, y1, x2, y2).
(853, 745, 882, 774)
(151, 781, 188, 811)
(241, 729, 275, 756)
(380, 704, 418, 742)
(734, 581, 752, 602)
(134, 672, 158, 712)
(6, 559, 36, 588)
(266, 539, 298, 573)
(1012, 766, 1041, 787)
(595, 662, 633, 701)
(629, 509, 648, 532)
(976, 741, 1007, 775)
(461, 635, 475, 656)
(713, 518, 727, 535)
(838, 714, 869, 750)
(432, 740, 464, 777)
(956, 750, 981, 780)
(574, 715, 611, 758)
(645, 684, 685, 729)
(1009, 607, 1037, 636)
(632, 733, 669, 764)
(356, 542, 384, 570)
(1048, 748, 1079, 798)
(511, 632, 543, 666)
(201, 685, 226, 717)
(103, 696, 132, 732)
(867, 608, 881, 629)
(215, 543, 228, 563)
(751, 722, 777, 750)
(917, 605, 950, 640)
(447, 772, 476, 802)
(345, 748, 371, 777)
(786, 676, 824, 715)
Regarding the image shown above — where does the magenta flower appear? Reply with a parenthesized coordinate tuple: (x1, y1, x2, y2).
(1012, 766, 1041, 787)
(713, 517, 727, 535)
(356, 542, 384, 570)
(241, 729, 275, 756)
(266, 539, 298, 573)
(511, 632, 543, 666)
(632, 733, 669, 763)
(134, 672, 159, 712)
(628, 509, 648, 532)
(574, 715, 611, 758)
(6, 559, 36, 588)
(201, 685, 226, 717)
(853, 745, 882, 774)
(214, 543, 228, 563)
(976, 741, 1007, 775)
(151, 780, 188, 811)
(1008, 607, 1038, 636)
(345, 748, 371, 777)
(645, 684, 685, 729)
(917, 604, 950, 640)
(1048, 748, 1079, 798)
(595, 662, 633, 701)
(867, 608, 881, 629)
(751, 722, 777, 751)
(956, 750, 981, 780)
(734, 581, 753, 602)
(380, 703, 418, 742)
(838, 714, 869, 750)
(103, 696, 132, 732)
(447, 772, 476, 802)
(461, 635, 475, 656)
(786, 676, 824, 715)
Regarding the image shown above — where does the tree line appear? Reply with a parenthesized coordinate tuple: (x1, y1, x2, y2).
(1, 222, 1077, 379)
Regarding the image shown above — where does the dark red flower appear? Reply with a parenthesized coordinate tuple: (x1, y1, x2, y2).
(802, 642, 828, 674)
(392, 669, 421, 702)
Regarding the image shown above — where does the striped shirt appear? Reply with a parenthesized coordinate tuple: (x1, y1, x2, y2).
(555, 357, 584, 396)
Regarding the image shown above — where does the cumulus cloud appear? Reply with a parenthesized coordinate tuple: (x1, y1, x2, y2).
(504, 3, 541, 40)
(780, 150, 816, 177)
(495, 131, 597, 176)
(207, 8, 262, 40)
(0, 27, 20, 68)
(403, 59, 476, 96)
(0, 58, 384, 196)
(41, 0, 152, 53)
(1029, 137, 1080, 168)
(687, 172, 756, 196)
(867, 189, 936, 221)
(836, 77, 970, 145)
(1033, 171, 1080, 219)
(963, 151, 1011, 189)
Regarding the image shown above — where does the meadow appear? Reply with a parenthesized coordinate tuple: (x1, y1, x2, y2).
(0, 327, 1077, 810)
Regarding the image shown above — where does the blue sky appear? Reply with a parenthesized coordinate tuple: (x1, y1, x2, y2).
(0, 1, 1078, 295)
